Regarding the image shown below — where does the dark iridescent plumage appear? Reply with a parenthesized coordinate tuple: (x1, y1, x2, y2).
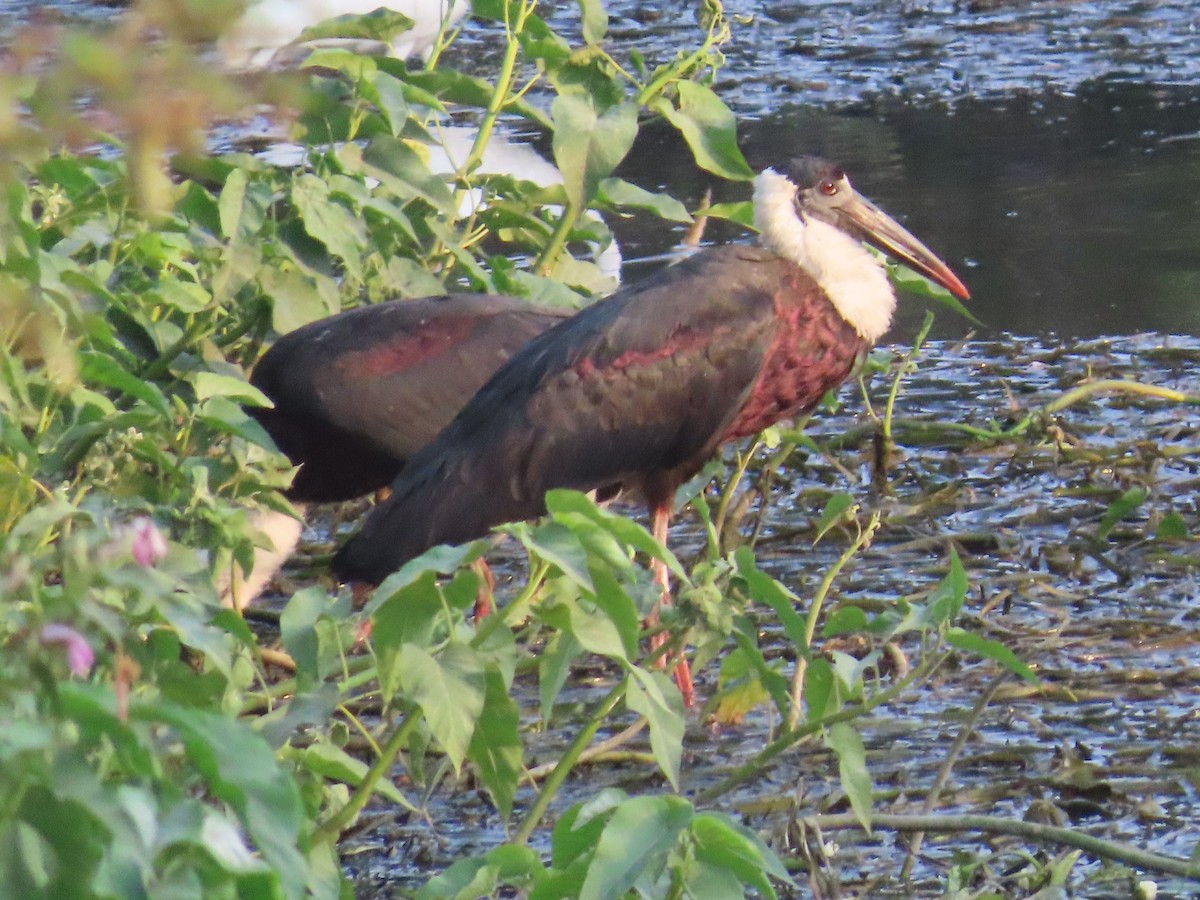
(250, 295, 570, 503)
(331, 246, 869, 584)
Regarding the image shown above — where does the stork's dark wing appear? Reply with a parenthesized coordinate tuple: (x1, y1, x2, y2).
(250, 295, 569, 503)
(334, 246, 814, 584)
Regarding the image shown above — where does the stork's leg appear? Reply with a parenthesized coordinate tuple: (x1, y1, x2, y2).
(471, 558, 496, 620)
(649, 501, 695, 708)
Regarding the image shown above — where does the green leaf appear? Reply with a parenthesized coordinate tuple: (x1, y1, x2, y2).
(822, 605, 869, 637)
(521, 521, 594, 592)
(814, 492, 853, 543)
(467, 668, 522, 817)
(291, 174, 367, 279)
(733, 547, 808, 651)
(551, 96, 638, 213)
(295, 7, 415, 43)
(810, 656, 846, 720)
(577, 0, 608, 44)
(551, 789, 626, 870)
(626, 668, 684, 789)
(279, 587, 330, 685)
(690, 812, 794, 896)
(927, 547, 968, 625)
(596, 177, 692, 222)
(372, 570, 446, 682)
(700, 200, 753, 229)
(302, 742, 413, 808)
(260, 266, 341, 334)
(419, 845, 546, 899)
(650, 83, 753, 181)
(539, 630, 582, 723)
(538, 582, 631, 662)
(947, 628, 1038, 684)
(362, 70, 411, 136)
(826, 721, 872, 831)
(191, 371, 272, 407)
(888, 261, 981, 325)
(78, 352, 168, 415)
(141, 702, 307, 896)
(218, 167, 252, 241)
(397, 642, 485, 773)
(579, 795, 693, 900)
(1155, 511, 1190, 541)
(1097, 487, 1146, 540)
(545, 490, 687, 582)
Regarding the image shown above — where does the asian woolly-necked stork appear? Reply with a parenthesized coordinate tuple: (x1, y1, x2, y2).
(330, 157, 970, 706)
(222, 295, 568, 609)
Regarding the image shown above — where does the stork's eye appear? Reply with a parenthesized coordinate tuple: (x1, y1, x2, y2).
(818, 179, 839, 196)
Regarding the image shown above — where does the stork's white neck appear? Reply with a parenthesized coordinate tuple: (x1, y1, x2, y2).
(753, 168, 896, 343)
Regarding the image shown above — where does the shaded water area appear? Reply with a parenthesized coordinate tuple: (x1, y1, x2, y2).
(6, 0, 1200, 895)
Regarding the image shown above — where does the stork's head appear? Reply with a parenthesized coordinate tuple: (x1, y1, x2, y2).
(754, 157, 969, 343)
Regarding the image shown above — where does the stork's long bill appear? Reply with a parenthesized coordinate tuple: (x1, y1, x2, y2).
(836, 191, 971, 302)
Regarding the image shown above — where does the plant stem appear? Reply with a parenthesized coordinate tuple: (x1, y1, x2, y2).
(713, 440, 760, 546)
(513, 675, 628, 845)
(697, 650, 951, 805)
(879, 311, 933, 478)
(312, 705, 419, 844)
(805, 812, 1200, 881)
(788, 511, 882, 729)
(900, 671, 1009, 880)
(534, 202, 582, 276)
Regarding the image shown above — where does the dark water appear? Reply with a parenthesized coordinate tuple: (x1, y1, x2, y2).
(617, 83, 1200, 340)
(7, 1, 1200, 338)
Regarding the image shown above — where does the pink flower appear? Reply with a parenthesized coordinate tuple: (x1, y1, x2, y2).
(40, 624, 95, 677)
(130, 517, 168, 568)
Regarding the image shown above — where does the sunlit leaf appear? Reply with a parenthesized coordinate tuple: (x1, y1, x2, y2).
(190, 372, 272, 407)
(690, 812, 794, 896)
(597, 177, 692, 222)
(1097, 487, 1146, 540)
(302, 743, 413, 808)
(927, 546, 968, 625)
(650, 83, 753, 181)
(947, 628, 1038, 684)
(397, 642, 486, 773)
(626, 668, 684, 789)
(826, 721, 872, 831)
(814, 492, 853, 543)
(577, 0, 608, 44)
(579, 795, 692, 900)
(551, 96, 638, 213)
(467, 668, 522, 817)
